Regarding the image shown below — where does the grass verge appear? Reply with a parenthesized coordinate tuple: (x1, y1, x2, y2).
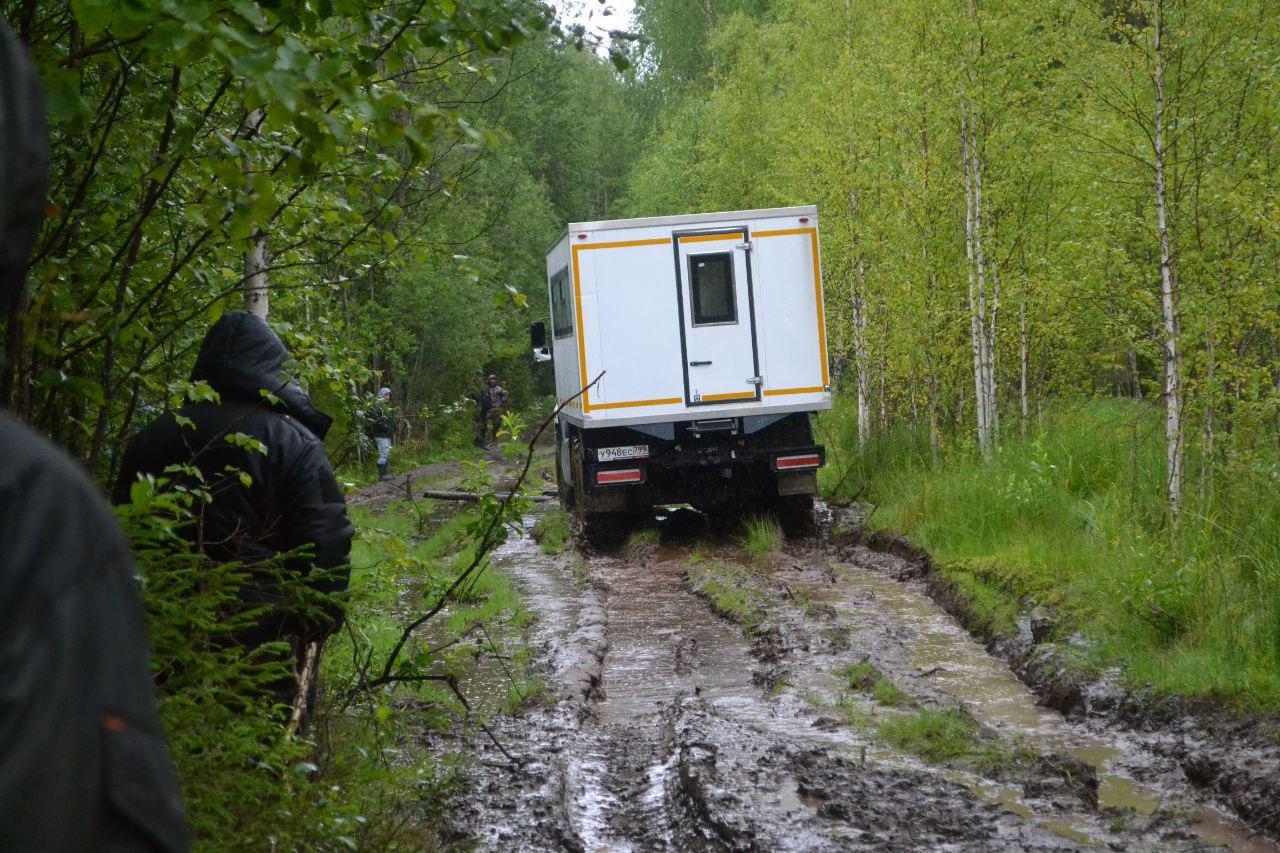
(839, 660, 911, 708)
(683, 553, 767, 633)
(532, 508, 573, 555)
(877, 707, 1035, 772)
(741, 515, 781, 563)
(820, 397, 1280, 710)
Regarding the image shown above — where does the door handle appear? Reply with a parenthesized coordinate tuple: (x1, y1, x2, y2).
(689, 360, 712, 366)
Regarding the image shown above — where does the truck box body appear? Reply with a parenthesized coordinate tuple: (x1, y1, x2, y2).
(540, 205, 831, 526)
(546, 205, 831, 424)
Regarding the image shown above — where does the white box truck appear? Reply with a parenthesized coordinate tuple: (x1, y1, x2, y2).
(531, 205, 831, 534)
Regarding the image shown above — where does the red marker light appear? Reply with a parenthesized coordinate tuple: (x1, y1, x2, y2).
(577, 233, 588, 240)
(596, 468, 642, 485)
(775, 453, 821, 470)
(799, 217, 810, 223)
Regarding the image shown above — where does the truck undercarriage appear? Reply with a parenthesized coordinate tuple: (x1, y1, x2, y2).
(556, 412, 824, 537)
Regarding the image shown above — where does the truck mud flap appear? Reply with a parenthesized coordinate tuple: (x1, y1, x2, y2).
(777, 471, 818, 496)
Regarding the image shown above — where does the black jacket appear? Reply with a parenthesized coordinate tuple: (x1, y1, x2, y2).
(367, 402, 394, 439)
(113, 311, 353, 633)
(1, 16, 189, 850)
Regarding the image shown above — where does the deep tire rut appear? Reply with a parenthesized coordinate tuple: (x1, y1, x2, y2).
(437, 509, 1275, 851)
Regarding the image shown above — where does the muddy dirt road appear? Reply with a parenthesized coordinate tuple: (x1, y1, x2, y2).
(406, 498, 1277, 851)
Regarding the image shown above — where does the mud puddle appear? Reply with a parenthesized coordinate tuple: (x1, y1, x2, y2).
(783, 520, 1275, 852)
(409, 504, 1276, 850)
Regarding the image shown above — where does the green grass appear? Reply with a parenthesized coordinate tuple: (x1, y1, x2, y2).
(531, 508, 573, 554)
(684, 557, 767, 633)
(839, 660, 911, 707)
(338, 501, 534, 692)
(629, 527, 660, 546)
(878, 707, 978, 762)
(820, 397, 1280, 710)
(742, 515, 781, 561)
(871, 677, 911, 708)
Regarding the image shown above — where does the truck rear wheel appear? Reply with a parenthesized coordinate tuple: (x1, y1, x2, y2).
(555, 430, 575, 511)
(579, 511, 630, 549)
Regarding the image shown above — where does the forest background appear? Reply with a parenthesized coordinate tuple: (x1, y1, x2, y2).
(4, 0, 1280, 845)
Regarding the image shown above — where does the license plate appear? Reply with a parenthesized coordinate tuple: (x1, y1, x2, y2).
(597, 444, 649, 462)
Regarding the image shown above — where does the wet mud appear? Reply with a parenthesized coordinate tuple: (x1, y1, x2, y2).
(413, 505, 1277, 851)
(844, 523, 1280, 845)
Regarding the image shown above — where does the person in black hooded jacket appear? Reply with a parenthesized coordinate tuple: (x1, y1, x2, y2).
(113, 311, 355, 661)
(0, 16, 190, 851)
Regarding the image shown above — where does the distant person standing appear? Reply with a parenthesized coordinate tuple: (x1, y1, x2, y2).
(483, 374, 509, 447)
(0, 17, 189, 850)
(473, 375, 491, 448)
(368, 386, 395, 481)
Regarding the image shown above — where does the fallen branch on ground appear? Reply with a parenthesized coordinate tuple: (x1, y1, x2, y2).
(347, 371, 603, 707)
(422, 489, 552, 503)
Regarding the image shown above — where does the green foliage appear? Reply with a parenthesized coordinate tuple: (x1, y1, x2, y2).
(531, 508, 573, 555)
(871, 677, 911, 709)
(118, 478, 457, 847)
(878, 708, 980, 764)
(684, 557, 767, 633)
(834, 398, 1280, 709)
(839, 660, 910, 708)
(629, 527, 661, 546)
(741, 515, 781, 561)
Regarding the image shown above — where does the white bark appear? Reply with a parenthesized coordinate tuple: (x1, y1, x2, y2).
(849, 191, 871, 448)
(241, 106, 269, 318)
(962, 114, 996, 457)
(853, 282, 871, 448)
(1153, 0, 1184, 519)
(1019, 295, 1029, 429)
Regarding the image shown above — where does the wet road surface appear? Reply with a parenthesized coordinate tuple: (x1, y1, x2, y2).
(430, 507, 1276, 851)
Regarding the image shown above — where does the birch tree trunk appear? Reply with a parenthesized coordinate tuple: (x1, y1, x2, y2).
(1152, 0, 1184, 520)
(849, 191, 871, 448)
(1019, 295, 1029, 431)
(241, 106, 269, 318)
(852, 274, 871, 449)
(962, 114, 995, 457)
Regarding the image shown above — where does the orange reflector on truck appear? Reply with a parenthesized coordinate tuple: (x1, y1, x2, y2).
(596, 468, 642, 485)
(775, 453, 821, 470)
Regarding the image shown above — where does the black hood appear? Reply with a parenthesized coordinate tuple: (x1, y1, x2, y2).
(0, 17, 50, 308)
(191, 311, 332, 439)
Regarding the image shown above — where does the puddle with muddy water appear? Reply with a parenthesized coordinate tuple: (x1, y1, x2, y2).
(813, 553, 1274, 851)
(413, 502, 1274, 851)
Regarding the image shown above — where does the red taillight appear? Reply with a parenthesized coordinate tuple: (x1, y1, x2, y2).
(596, 468, 642, 485)
(775, 453, 821, 470)
(577, 233, 588, 239)
(799, 216, 810, 223)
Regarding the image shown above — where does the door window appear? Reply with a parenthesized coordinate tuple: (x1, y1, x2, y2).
(550, 267, 572, 337)
(689, 253, 737, 325)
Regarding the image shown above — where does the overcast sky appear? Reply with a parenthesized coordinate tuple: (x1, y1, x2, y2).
(552, 0, 637, 51)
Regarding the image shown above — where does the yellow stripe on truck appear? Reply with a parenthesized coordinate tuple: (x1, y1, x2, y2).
(590, 396, 683, 411)
(701, 391, 757, 402)
(679, 232, 742, 244)
(763, 386, 825, 397)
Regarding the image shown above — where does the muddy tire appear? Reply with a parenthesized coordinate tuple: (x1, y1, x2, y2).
(555, 432, 575, 511)
(773, 495, 815, 538)
(580, 512, 630, 549)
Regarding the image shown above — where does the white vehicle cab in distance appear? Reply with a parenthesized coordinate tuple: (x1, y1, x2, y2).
(530, 205, 831, 532)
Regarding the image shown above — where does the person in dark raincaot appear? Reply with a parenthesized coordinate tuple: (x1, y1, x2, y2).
(112, 310, 355, 707)
(0, 16, 190, 851)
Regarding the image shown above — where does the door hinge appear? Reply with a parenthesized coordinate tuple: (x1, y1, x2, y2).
(747, 376, 763, 385)
(735, 242, 752, 252)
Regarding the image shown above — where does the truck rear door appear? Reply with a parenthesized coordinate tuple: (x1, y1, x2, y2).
(674, 228, 761, 407)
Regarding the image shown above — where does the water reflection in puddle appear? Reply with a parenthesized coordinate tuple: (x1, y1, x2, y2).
(823, 559, 1275, 851)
